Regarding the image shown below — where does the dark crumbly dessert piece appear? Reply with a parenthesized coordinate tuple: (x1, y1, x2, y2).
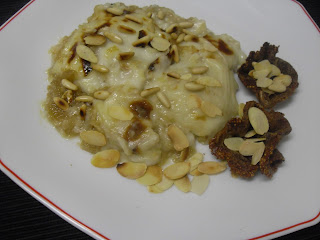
(209, 101, 291, 178)
(238, 42, 298, 108)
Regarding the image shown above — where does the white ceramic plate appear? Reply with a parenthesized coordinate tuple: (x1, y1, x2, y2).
(1, 0, 319, 239)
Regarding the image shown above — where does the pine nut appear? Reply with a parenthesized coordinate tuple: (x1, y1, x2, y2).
(106, 7, 123, 16)
(156, 92, 171, 108)
(61, 79, 78, 91)
(75, 95, 94, 102)
(167, 72, 181, 79)
(93, 90, 110, 100)
(140, 87, 160, 97)
(125, 14, 142, 24)
(53, 97, 69, 111)
(104, 32, 123, 44)
(191, 66, 209, 74)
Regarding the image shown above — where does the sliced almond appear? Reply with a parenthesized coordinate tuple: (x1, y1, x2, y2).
(179, 147, 189, 162)
(248, 107, 269, 135)
(268, 64, 281, 78)
(252, 60, 272, 72)
(238, 103, 245, 118)
(167, 125, 189, 151)
(148, 175, 173, 193)
(93, 90, 110, 100)
(189, 168, 204, 176)
(117, 162, 147, 179)
(184, 82, 205, 91)
(163, 162, 190, 180)
(224, 137, 244, 151)
(108, 105, 133, 121)
(274, 74, 292, 87)
(84, 35, 106, 46)
(256, 77, 273, 88)
(91, 149, 120, 168)
(190, 66, 208, 75)
(196, 77, 221, 87)
(191, 174, 210, 195)
(76, 45, 98, 63)
(251, 144, 265, 165)
(201, 101, 222, 118)
(244, 130, 257, 138)
(174, 175, 191, 193)
(140, 87, 160, 97)
(245, 138, 266, 142)
(136, 165, 162, 186)
(197, 161, 227, 175)
(80, 130, 107, 146)
(186, 152, 204, 172)
(150, 37, 171, 52)
(239, 140, 264, 156)
(252, 69, 270, 79)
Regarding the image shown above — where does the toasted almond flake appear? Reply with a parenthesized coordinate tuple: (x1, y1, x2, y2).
(140, 87, 160, 97)
(180, 148, 189, 161)
(76, 45, 98, 63)
(268, 64, 281, 78)
(132, 35, 151, 47)
(251, 144, 265, 165)
(167, 125, 189, 151)
(167, 72, 180, 79)
(252, 69, 270, 79)
(170, 44, 179, 63)
(148, 175, 173, 193)
(117, 24, 136, 34)
(191, 66, 209, 74)
(245, 130, 257, 138)
(176, 33, 186, 43)
(75, 95, 94, 102)
(84, 35, 106, 46)
(198, 161, 227, 175)
(157, 10, 165, 20)
(80, 130, 107, 146)
(91, 149, 120, 168)
(245, 138, 266, 142)
(137, 165, 163, 186)
(106, 7, 123, 16)
(53, 97, 69, 111)
(274, 74, 292, 87)
(79, 104, 86, 120)
(201, 101, 222, 118)
(91, 63, 109, 73)
(178, 21, 194, 28)
(150, 37, 171, 52)
(174, 175, 191, 193)
(256, 77, 273, 88)
(238, 103, 245, 118)
(125, 14, 142, 24)
(108, 105, 133, 121)
(188, 94, 202, 109)
(166, 23, 178, 33)
(156, 92, 171, 108)
(93, 90, 110, 100)
(191, 174, 210, 195)
(104, 32, 123, 44)
(224, 137, 244, 151)
(239, 140, 264, 156)
(61, 79, 78, 91)
(196, 76, 222, 87)
(253, 60, 272, 72)
(187, 152, 204, 172)
(190, 168, 204, 176)
(163, 162, 190, 180)
(248, 107, 269, 135)
(118, 51, 135, 60)
(117, 162, 147, 179)
(261, 88, 275, 94)
(248, 70, 254, 77)
(184, 82, 205, 91)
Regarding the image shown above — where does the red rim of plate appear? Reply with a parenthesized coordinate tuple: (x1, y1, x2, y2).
(0, 0, 319, 239)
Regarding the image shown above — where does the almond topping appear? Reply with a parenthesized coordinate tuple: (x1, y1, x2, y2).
(251, 144, 265, 165)
(80, 130, 107, 146)
(191, 174, 210, 195)
(224, 137, 244, 151)
(200, 101, 222, 118)
(174, 175, 191, 193)
(106, 7, 123, 16)
(239, 140, 265, 156)
(150, 37, 171, 52)
(197, 161, 227, 175)
(137, 165, 163, 186)
(186, 152, 204, 172)
(163, 162, 191, 180)
(84, 34, 106, 46)
(148, 175, 173, 193)
(91, 149, 120, 168)
(248, 107, 269, 135)
(167, 125, 189, 151)
(117, 162, 147, 179)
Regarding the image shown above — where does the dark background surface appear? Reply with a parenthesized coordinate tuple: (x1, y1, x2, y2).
(0, 0, 319, 239)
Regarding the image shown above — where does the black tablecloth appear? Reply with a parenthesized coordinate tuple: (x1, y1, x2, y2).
(1, 1, 319, 239)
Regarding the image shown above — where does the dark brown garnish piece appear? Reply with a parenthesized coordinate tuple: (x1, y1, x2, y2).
(209, 101, 291, 178)
(238, 42, 298, 108)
